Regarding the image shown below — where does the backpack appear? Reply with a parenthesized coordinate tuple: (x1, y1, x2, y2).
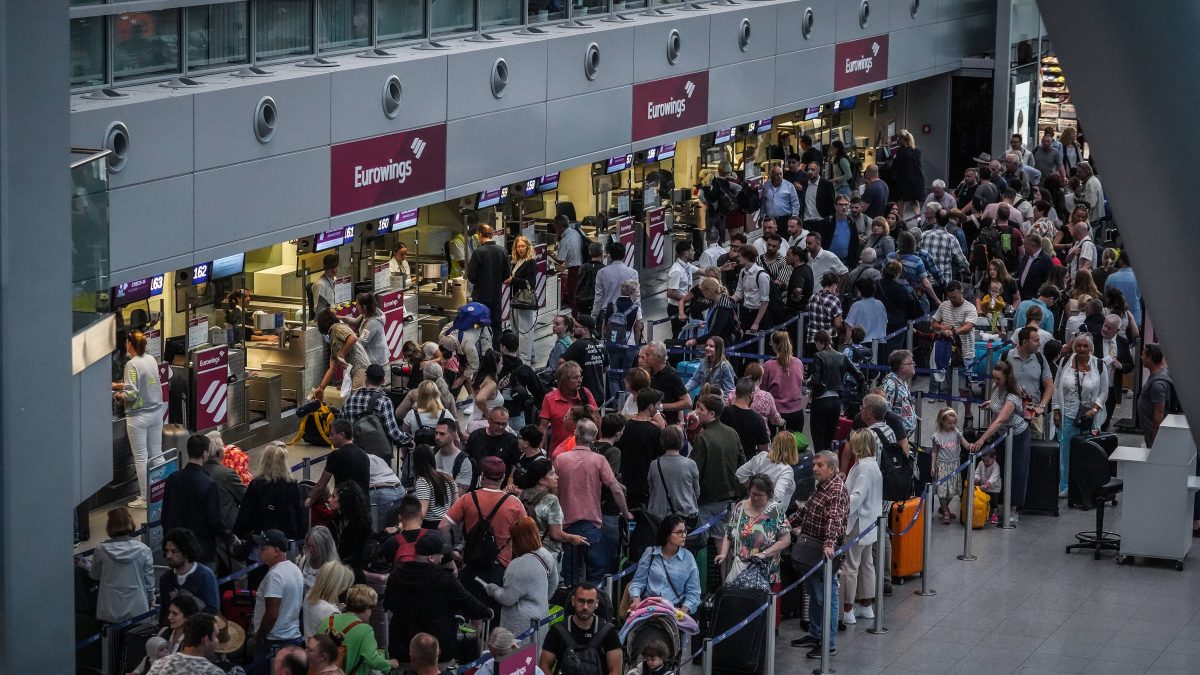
(324, 616, 365, 673)
(463, 492, 513, 569)
(350, 390, 393, 463)
(570, 223, 593, 264)
(293, 400, 336, 447)
(710, 179, 737, 215)
(603, 298, 640, 345)
(872, 427, 915, 502)
(410, 409, 449, 448)
(361, 531, 398, 574)
(393, 528, 431, 565)
(736, 181, 761, 213)
(1146, 371, 1184, 415)
(453, 450, 480, 491)
(552, 621, 615, 675)
(996, 223, 1022, 268)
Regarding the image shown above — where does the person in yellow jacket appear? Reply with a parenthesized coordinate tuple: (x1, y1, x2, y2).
(319, 584, 398, 675)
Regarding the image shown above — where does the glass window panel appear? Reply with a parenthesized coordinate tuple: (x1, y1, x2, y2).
(573, 1, 611, 17)
(430, 0, 474, 35)
(187, 2, 249, 69)
(320, 0, 370, 51)
(655, 0, 685, 6)
(613, 0, 648, 11)
(256, 0, 314, 60)
(70, 17, 105, 87)
(378, 0, 423, 42)
(70, 0, 103, 5)
(481, 0, 522, 30)
(529, 1, 566, 23)
(113, 10, 181, 82)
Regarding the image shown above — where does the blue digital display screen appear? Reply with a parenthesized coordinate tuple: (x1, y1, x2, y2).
(211, 253, 244, 280)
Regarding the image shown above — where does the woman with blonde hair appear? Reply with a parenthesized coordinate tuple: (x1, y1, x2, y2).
(686, 276, 738, 347)
(507, 234, 539, 362)
(685, 335, 736, 395)
(735, 431, 799, 510)
(234, 442, 306, 541)
(401, 379, 453, 434)
(302, 561, 355, 637)
(760, 331, 806, 432)
(319, 584, 399, 674)
(865, 217, 895, 265)
(840, 429, 882, 625)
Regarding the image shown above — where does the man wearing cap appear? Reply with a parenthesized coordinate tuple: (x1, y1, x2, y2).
(339, 363, 406, 463)
(250, 529, 305, 675)
(441, 457, 525, 589)
(310, 253, 339, 318)
(147, 613, 225, 675)
(304, 419, 370, 510)
(466, 224, 510, 349)
(385, 530, 492, 665)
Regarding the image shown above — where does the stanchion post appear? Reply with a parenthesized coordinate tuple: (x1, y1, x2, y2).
(758, 332, 767, 356)
(529, 617, 541, 655)
(703, 638, 714, 675)
(867, 514, 889, 634)
(301, 457, 311, 481)
(870, 338, 880, 366)
(796, 314, 805, 353)
(905, 319, 915, 351)
(1000, 433, 1014, 529)
(765, 594, 777, 675)
(916, 486, 937, 596)
(958, 453, 978, 561)
(604, 574, 614, 611)
(817, 560, 835, 675)
(950, 367, 960, 413)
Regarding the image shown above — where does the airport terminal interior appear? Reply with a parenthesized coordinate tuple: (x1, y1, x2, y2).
(0, 1, 1196, 673)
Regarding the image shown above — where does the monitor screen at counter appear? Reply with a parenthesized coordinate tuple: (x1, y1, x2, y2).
(314, 225, 354, 252)
(606, 154, 633, 174)
(656, 143, 676, 161)
(714, 127, 735, 145)
(392, 209, 418, 230)
(538, 173, 559, 192)
(804, 106, 822, 120)
(211, 253, 244, 280)
(477, 186, 508, 209)
(880, 86, 896, 100)
(840, 96, 857, 110)
(112, 274, 165, 306)
(755, 118, 773, 134)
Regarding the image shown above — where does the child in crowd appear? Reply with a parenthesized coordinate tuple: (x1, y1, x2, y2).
(626, 639, 674, 675)
(979, 280, 1007, 333)
(975, 452, 1003, 525)
(930, 407, 969, 524)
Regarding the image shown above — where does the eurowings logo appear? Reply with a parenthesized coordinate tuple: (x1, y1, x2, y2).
(199, 378, 228, 425)
(871, 41, 880, 57)
(684, 80, 696, 98)
(410, 137, 427, 159)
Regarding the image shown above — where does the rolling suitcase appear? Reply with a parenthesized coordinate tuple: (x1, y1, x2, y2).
(833, 416, 853, 443)
(221, 588, 255, 631)
(708, 586, 769, 674)
(889, 497, 924, 581)
(1024, 439, 1061, 516)
(363, 570, 391, 652)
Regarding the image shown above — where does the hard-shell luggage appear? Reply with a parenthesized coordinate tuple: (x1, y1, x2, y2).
(363, 570, 390, 652)
(676, 360, 701, 383)
(890, 497, 925, 581)
(221, 588, 255, 631)
(708, 586, 769, 674)
(1024, 439, 1061, 516)
(834, 416, 854, 443)
(916, 450, 933, 486)
(792, 447, 815, 504)
(960, 486, 990, 529)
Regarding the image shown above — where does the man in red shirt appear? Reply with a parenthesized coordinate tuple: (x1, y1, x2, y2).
(539, 361, 597, 451)
(554, 420, 632, 586)
(440, 457, 526, 598)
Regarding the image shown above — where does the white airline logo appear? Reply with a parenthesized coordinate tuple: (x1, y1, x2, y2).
(844, 41, 881, 75)
(353, 136, 427, 188)
(646, 80, 697, 121)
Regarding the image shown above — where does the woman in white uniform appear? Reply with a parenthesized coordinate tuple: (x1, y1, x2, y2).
(112, 330, 164, 508)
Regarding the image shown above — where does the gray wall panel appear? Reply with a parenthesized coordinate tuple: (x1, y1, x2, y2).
(195, 220, 331, 266)
(708, 58, 777, 125)
(329, 57, 449, 144)
(937, 13, 994, 66)
(110, 254, 194, 287)
(545, 88, 632, 165)
(938, 0, 994, 21)
(837, 0, 892, 41)
(70, 95, 195, 188)
(891, 0, 936, 28)
(709, 4, 779, 68)
(108, 175, 195, 272)
(888, 24, 938, 78)
(904, 73, 952, 187)
(633, 15, 711, 83)
(193, 148, 330, 250)
(446, 105, 547, 188)
(775, 46, 835, 111)
(77, 359, 113, 502)
(446, 41, 549, 120)
(544, 28, 635, 99)
(776, 0, 838, 50)
(193, 75, 332, 171)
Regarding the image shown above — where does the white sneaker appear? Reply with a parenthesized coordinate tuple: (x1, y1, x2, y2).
(843, 610, 856, 625)
(127, 497, 147, 509)
(855, 605, 875, 620)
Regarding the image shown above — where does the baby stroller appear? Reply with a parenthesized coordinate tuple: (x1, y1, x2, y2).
(620, 599, 686, 674)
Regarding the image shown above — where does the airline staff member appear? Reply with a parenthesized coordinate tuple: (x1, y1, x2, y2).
(311, 254, 339, 317)
(388, 242, 412, 289)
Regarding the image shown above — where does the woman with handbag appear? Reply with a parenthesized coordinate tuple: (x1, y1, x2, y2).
(1052, 333, 1109, 496)
(507, 235, 539, 364)
(628, 514, 702, 614)
(840, 430, 882, 626)
(714, 474, 792, 589)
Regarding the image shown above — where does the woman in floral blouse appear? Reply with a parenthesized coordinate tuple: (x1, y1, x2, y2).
(715, 474, 792, 586)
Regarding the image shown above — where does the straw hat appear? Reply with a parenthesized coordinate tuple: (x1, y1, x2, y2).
(213, 615, 246, 655)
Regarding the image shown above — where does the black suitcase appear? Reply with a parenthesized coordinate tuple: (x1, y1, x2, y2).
(1024, 439, 1060, 516)
(708, 586, 769, 674)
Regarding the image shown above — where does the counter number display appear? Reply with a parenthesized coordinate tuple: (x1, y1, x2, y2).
(190, 262, 211, 285)
(605, 153, 633, 174)
(880, 86, 896, 100)
(713, 127, 735, 145)
(476, 186, 509, 209)
(113, 274, 166, 306)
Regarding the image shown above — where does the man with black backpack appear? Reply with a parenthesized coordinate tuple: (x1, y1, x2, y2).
(338, 364, 406, 465)
(538, 583, 622, 675)
(1138, 343, 1179, 448)
(439, 457, 526, 605)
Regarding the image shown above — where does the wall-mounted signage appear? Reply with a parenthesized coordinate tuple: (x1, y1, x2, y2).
(632, 71, 710, 142)
(713, 127, 736, 145)
(477, 186, 509, 209)
(330, 124, 447, 217)
(803, 106, 823, 121)
(211, 253, 244, 280)
(113, 274, 165, 306)
(193, 345, 228, 430)
(605, 154, 633, 174)
(834, 35, 889, 90)
(314, 225, 356, 252)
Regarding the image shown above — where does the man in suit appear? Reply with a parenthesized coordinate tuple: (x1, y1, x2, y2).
(1016, 233, 1052, 301)
(1089, 314, 1134, 431)
(798, 161, 835, 232)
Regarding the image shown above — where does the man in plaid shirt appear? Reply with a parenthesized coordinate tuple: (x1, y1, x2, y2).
(339, 364, 407, 456)
(806, 271, 844, 347)
(790, 450, 849, 657)
(920, 209, 968, 291)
